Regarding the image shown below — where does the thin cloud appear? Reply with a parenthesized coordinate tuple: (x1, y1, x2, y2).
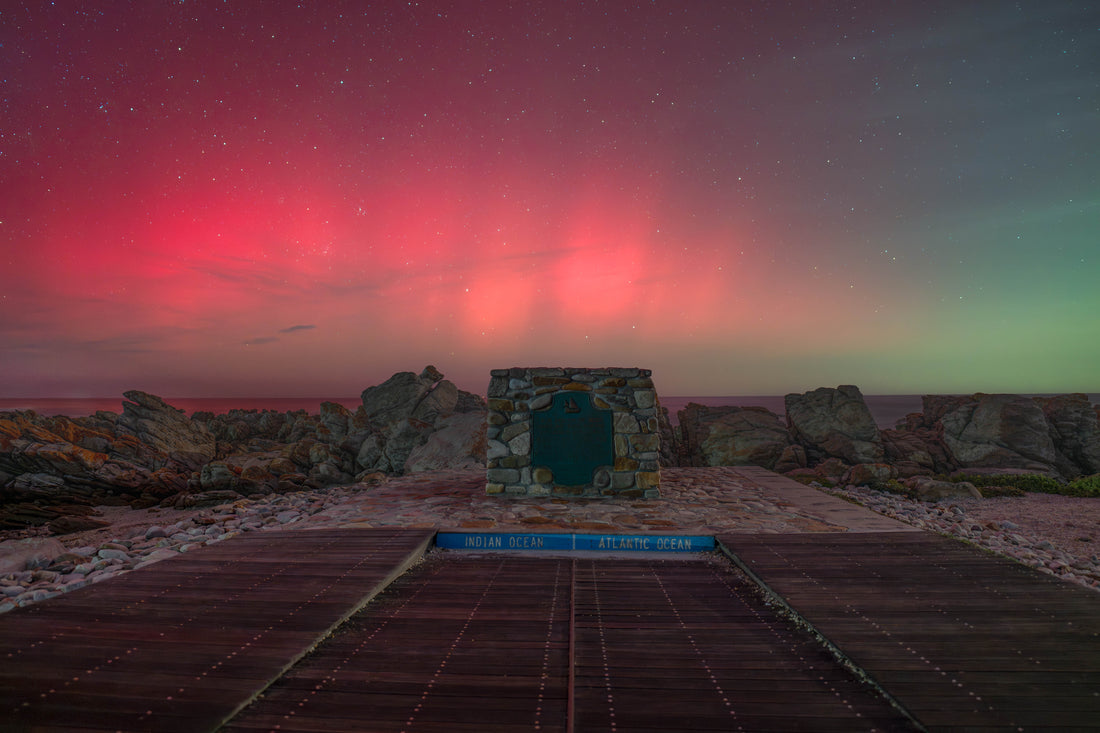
(245, 337, 279, 345)
(279, 324, 316, 333)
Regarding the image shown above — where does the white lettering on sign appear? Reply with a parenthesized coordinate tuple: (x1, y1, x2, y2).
(508, 535, 545, 549)
(596, 536, 653, 550)
(463, 535, 504, 548)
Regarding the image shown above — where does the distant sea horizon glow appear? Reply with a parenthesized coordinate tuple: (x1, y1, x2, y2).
(3, 394, 1097, 431)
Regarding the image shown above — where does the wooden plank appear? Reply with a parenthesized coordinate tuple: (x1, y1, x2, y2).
(720, 531, 1100, 730)
(0, 528, 433, 732)
(224, 554, 573, 733)
(227, 554, 917, 732)
(569, 557, 917, 732)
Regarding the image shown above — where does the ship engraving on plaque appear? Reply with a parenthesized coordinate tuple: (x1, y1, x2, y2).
(531, 392, 613, 486)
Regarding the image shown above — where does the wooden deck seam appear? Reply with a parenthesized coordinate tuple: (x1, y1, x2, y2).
(714, 537, 929, 733)
(1, 529, 436, 732)
(211, 530, 435, 731)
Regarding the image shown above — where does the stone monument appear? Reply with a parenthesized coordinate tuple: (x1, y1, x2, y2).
(486, 367, 661, 498)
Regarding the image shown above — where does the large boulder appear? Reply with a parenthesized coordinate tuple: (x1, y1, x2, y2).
(938, 394, 1061, 475)
(48, 514, 111, 534)
(0, 537, 67, 573)
(901, 475, 982, 501)
(0, 413, 181, 513)
(1034, 394, 1100, 476)
(656, 404, 679, 467)
(356, 366, 485, 475)
(361, 366, 453, 427)
(8, 472, 70, 498)
(116, 391, 215, 470)
(404, 412, 488, 472)
(0, 414, 108, 479)
(198, 461, 240, 492)
(785, 386, 884, 465)
(880, 426, 957, 477)
(372, 420, 426, 474)
(841, 463, 898, 487)
(678, 404, 792, 469)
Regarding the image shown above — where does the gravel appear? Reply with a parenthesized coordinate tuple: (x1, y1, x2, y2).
(827, 484, 1100, 592)
(0, 486, 358, 613)
(4, 476, 1098, 614)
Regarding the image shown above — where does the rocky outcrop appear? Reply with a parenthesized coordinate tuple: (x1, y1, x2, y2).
(0, 412, 181, 510)
(678, 404, 793, 470)
(937, 394, 1059, 475)
(361, 365, 454, 427)
(404, 412, 487, 472)
(674, 387, 1098, 491)
(116, 391, 216, 470)
(1, 366, 487, 534)
(1035, 394, 1100, 476)
(841, 463, 897, 487)
(785, 386, 884, 465)
(900, 475, 982, 501)
(842, 392, 1100, 488)
(0, 537, 67, 574)
(657, 405, 678, 467)
(356, 366, 485, 475)
(880, 426, 956, 478)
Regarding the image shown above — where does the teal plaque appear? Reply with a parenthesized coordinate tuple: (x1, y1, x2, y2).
(531, 392, 613, 486)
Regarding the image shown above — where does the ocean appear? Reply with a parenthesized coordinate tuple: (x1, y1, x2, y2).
(4, 394, 1096, 430)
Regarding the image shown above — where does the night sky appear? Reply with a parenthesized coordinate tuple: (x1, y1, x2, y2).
(3, 1, 1098, 398)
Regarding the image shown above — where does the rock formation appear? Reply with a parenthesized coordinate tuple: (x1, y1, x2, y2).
(784, 385, 885, 465)
(1, 366, 486, 534)
(675, 387, 1099, 493)
(116, 391, 217, 470)
(403, 412, 487, 472)
(5, 372, 1097, 533)
(1035, 393, 1100, 476)
(938, 394, 1060, 474)
(678, 404, 792, 470)
(357, 366, 484, 474)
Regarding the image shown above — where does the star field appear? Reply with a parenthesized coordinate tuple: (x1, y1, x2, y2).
(2, 1, 1098, 397)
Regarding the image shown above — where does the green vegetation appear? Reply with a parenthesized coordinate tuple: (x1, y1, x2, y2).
(880, 479, 914, 498)
(974, 485, 1027, 498)
(945, 472, 1062, 493)
(1066, 474, 1100, 497)
(943, 472, 1100, 498)
(788, 475, 835, 488)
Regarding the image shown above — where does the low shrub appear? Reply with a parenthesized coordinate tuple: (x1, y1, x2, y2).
(1065, 474, 1100, 497)
(975, 485, 1027, 498)
(880, 479, 914, 498)
(945, 472, 1099, 497)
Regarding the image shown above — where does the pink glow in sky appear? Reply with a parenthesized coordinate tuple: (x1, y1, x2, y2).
(3, 1, 1098, 398)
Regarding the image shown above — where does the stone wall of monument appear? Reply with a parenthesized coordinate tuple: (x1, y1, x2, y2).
(486, 367, 661, 498)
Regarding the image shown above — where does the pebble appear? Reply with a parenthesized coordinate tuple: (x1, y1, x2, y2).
(5, 468, 1098, 613)
(829, 485, 1100, 593)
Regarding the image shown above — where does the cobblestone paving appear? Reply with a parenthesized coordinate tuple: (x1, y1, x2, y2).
(291, 467, 909, 535)
(0, 468, 914, 613)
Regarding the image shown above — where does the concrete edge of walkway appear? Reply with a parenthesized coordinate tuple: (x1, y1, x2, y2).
(725, 466, 923, 533)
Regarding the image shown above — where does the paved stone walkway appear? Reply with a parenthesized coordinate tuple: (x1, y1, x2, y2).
(2, 466, 915, 615)
(290, 466, 913, 535)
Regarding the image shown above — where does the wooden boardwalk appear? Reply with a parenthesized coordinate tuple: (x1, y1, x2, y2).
(719, 531, 1100, 731)
(0, 528, 433, 732)
(226, 555, 914, 732)
(7, 528, 1099, 731)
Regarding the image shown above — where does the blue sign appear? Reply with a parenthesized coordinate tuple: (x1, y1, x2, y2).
(435, 532, 714, 553)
